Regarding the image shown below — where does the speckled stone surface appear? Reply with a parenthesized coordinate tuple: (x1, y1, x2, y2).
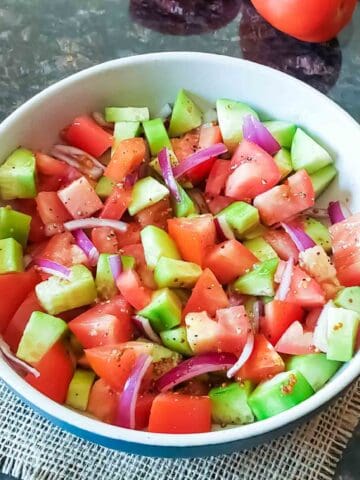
(0, 1, 359, 478)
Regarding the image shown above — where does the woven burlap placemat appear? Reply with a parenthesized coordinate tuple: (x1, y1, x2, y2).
(0, 378, 359, 480)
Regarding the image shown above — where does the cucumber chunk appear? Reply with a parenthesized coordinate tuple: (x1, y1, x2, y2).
(128, 177, 169, 216)
(210, 381, 254, 425)
(0, 148, 36, 200)
(0, 238, 23, 273)
(291, 128, 333, 174)
(233, 258, 279, 296)
(168, 89, 202, 137)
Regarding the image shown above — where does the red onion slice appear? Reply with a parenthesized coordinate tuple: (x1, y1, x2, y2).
(158, 148, 181, 202)
(328, 201, 352, 225)
(109, 255, 122, 282)
(173, 143, 228, 179)
(64, 218, 127, 233)
(34, 259, 71, 280)
(132, 315, 161, 344)
(72, 229, 99, 267)
(275, 257, 294, 301)
(281, 222, 316, 251)
(242, 115, 281, 155)
(92, 111, 113, 128)
(116, 353, 152, 429)
(51, 146, 104, 180)
(0, 337, 40, 378)
(156, 352, 237, 392)
(227, 331, 254, 378)
(214, 216, 235, 241)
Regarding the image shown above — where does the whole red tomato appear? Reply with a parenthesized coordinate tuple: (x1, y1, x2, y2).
(250, 0, 357, 42)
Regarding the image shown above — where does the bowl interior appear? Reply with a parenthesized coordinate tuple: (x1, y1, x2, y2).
(1, 52, 360, 450)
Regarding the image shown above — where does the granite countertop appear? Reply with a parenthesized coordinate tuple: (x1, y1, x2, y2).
(0, 1, 359, 478)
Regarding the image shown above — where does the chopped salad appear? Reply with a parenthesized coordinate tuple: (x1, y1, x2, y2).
(0, 89, 358, 434)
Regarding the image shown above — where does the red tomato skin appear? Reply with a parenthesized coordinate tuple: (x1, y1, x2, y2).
(116, 269, 152, 310)
(183, 268, 229, 318)
(264, 229, 299, 262)
(87, 378, 118, 424)
(250, 0, 357, 43)
(261, 300, 304, 345)
(85, 346, 136, 392)
(199, 125, 223, 148)
(330, 213, 360, 286)
(63, 115, 113, 157)
(68, 295, 133, 349)
(35, 153, 81, 186)
(226, 140, 281, 200)
(206, 195, 233, 215)
(99, 185, 132, 220)
(216, 306, 252, 355)
(0, 269, 40, 333)
(236, 333, 285, 384)
(91, 227, 119, 254)
(41, 232, 88, 267)
(148, 393, 211, 434)
(285, 265, 326, 308)
(3, 291, 43, 352)
(275, 321, 315, 355)
(116, 222, 142, 248)
(254, 170, 315, 226)
(203, 239, 258, 284)
(25, 342, 74, 403)
(36, 191, 72, 225)
(134, 197, 172, 230)
(205, 159, 231, 197)
(168, 215, 216, 267)
(105, 138, 146, 183)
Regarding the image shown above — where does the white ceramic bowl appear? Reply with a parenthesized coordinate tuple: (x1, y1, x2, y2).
(1, 52, 360, 457)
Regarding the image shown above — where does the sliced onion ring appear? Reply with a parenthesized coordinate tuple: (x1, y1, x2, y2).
(227, 331, 255, 378)
(72, 229, 99, 267)
(92, 111, 113, 128)
(242, 115, 280, 155)
(34, 259, 71, 280)
(173, 143, 228, 179)
(132, 315, 161, 344)
(109, 255, 122, 282)
(328, 201, 352, 225)
(158, 148, 181, 202)
(64, 218, 128, 233)
(281, 222, 315, 251)
(0, 337, 40, 378)
(155, 352, 236, 392)
(115, 353, 152, 429)
(275, 257, 294, 301)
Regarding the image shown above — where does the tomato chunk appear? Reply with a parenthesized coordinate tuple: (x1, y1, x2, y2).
(36, 191, 72, 225)
(261, 300, 304, 345)
(330, 213, 360, 287)
(63, 115, 113, 157)
(91, 227, 119, 254)
(254, 170, 315, 225)
(205, 159, 231, 197)
(0, 269, 40, 333)
(25, 342, 74, 403)
(183, 268, 229, 318)
(275, 321, 315, 355)
(105, 138, 146, 183)
(236, 334, 285, 383)
(226, 140, 281, 200)
(85, 343, 150, 392)
(41, 232, 88, 267)
(204, 239, 258, 284)
(58, 176, 103, 219)
(285, 265, 326, 308)
(69, 295, 133, 349)
(134, 197, 171, 230)
(264, 228, 299, 262)
(116, 269, 152, 310)
(99, 185, 132, 220)
(168, 214, 216, 266)
(148, 393, 211, 434)
(3, 291, 43, 352)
